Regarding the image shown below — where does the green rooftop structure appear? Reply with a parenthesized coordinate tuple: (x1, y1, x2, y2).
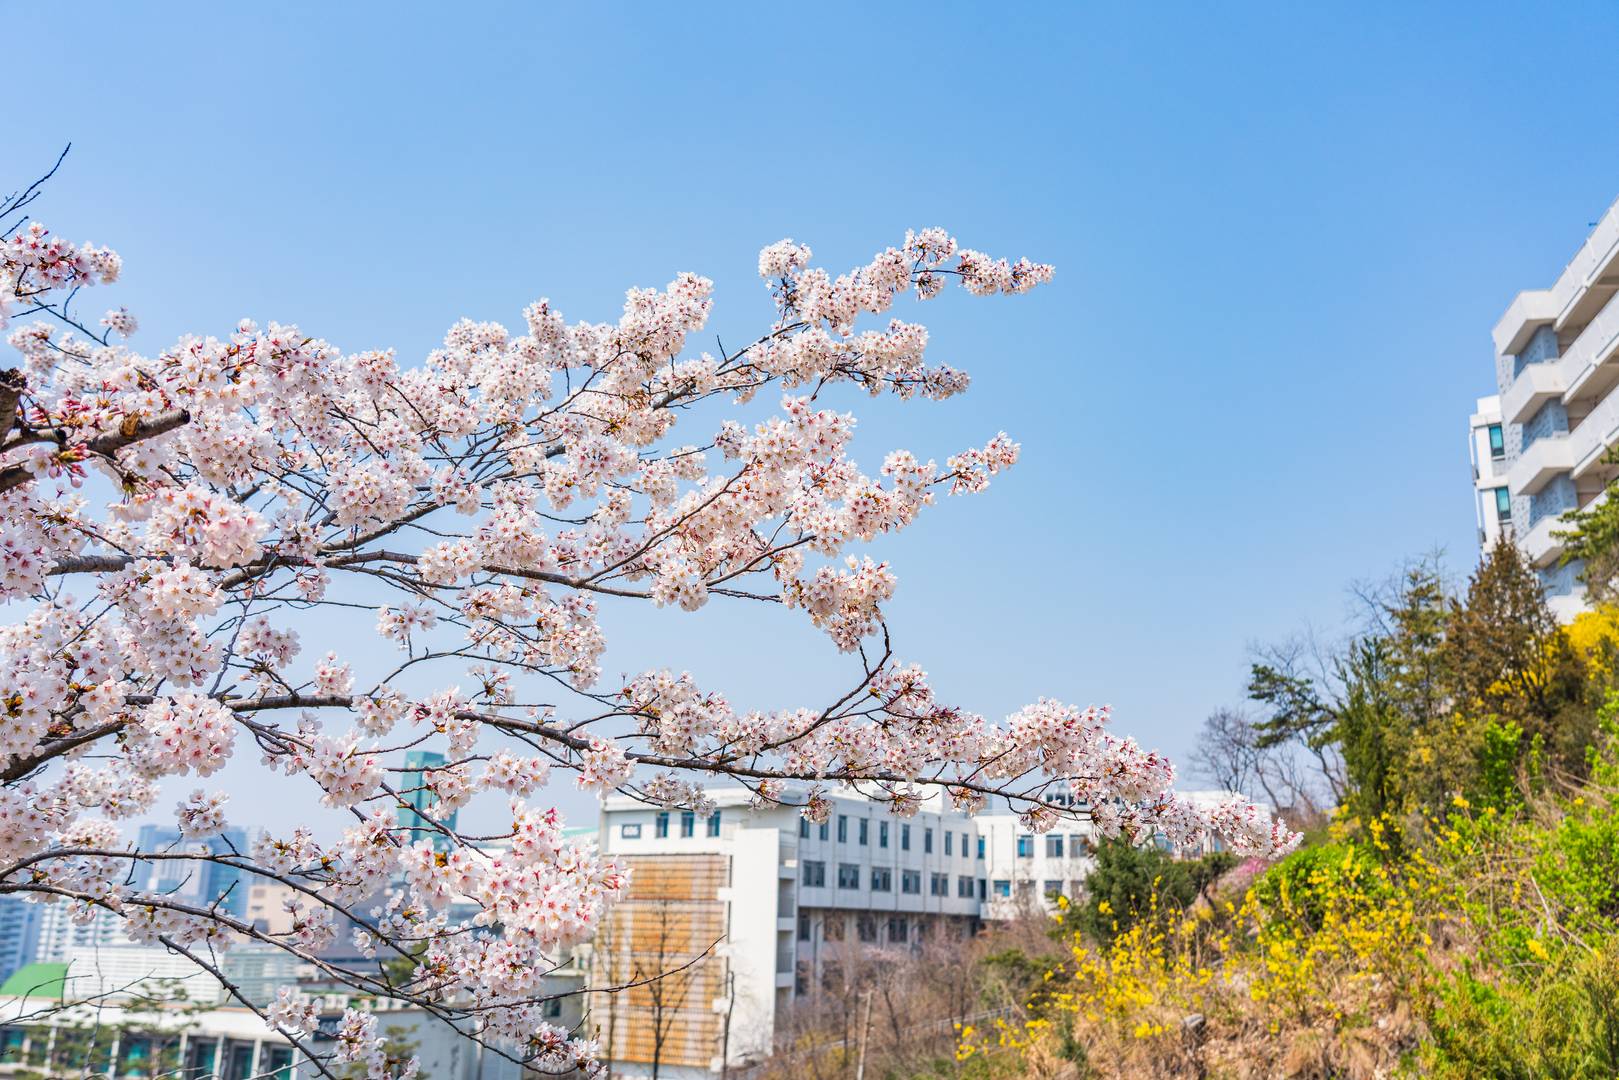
(0, 961, 67, 1000)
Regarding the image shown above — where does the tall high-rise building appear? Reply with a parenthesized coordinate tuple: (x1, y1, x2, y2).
(33, 901, 123, 964)
(0, 896, 41, 984)
(134, 824, 251, 918)
(1477, 195, 1619, 618)
(397, 750, 456, 850)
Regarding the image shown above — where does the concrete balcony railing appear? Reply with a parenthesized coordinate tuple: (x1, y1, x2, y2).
(1565, 380, 1619, 485)
(1508, 434, 1575, 495)
(1494, 195, 1619, 357)
(1561, 284, 1619, 408)
(1552, 199, 1619, 332)
(1502, 361, 1568, 425)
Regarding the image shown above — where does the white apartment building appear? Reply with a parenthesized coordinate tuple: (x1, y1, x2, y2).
(1482, 193, 1619, 618)
(1470, 394, 1512, 549)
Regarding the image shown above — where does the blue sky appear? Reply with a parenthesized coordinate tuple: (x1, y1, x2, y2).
(12, 3, 1619, 828)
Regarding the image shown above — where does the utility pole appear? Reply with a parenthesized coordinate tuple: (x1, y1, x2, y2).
(853, 989, 874, 1080)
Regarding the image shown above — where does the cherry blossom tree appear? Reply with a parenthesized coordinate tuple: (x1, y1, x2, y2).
(0, 152, 1296, 1080)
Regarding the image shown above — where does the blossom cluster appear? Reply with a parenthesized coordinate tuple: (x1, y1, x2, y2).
(0, 213, 1294, 1080)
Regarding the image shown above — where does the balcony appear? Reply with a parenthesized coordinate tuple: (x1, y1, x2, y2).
(1560, 285, 1619, 408)
(1508, 434, 1575, 495)
(1502, 362, 1567, 425)
(1554, 201, 1619, 333)
(1521, 510, 1569, 568)
(1493, 289, 1558, 357)
(1494, 196, 1619, 362)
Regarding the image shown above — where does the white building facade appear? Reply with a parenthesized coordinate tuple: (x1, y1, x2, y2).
(593, 787, 1110, 1080)
(1470, 394, 1511, 550)
(1481, 194, 1619, 618)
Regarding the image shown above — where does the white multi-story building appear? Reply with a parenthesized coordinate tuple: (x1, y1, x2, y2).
(32, 902, 122, 966)
(1470, 394, 1512, 549)
(591, 786, 1109, 1080)
(1481, 194, 1619, 618)
(979, 808, 1097, 921)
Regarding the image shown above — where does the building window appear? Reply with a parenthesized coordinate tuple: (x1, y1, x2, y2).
(857, 914, 878, 942)
(798, 913, 811, 941)
(944, 831, 953, 856)
(801, 860, 826, 887)
(887, 916, 908, 943)
(858, 818, 869, 845)
(838, 863, 861, 889)
(880, 821, 889, 848)
(1044, 880, 1064, 898)
(993, 879, 1011, 897)
(1016, 834, 1033, 858)
(1488, 424, 1505, 459)
(961, 831, 969, 857)
(870, 868, 892, 892)
(819, 821, 829, 841)
(542, 998, 563, 1019)
(978, 878, 987, 900)
(655, 812, 669, 838)
(1070, 833, 1087, 855)
(957, 875, 974, 898)
(901, 870, 921, 894)
(620, 823, 642, 839)
(977, 836, 985, 859)
(1495, 486, 1511, 522)
(680, 811, 695, 838)
(901, 824, 911, 851)
(707, 810, 721, 837)
(799, 817, 809, 839)
(930, 872, 949, 897)
(837, 815, 847, 843)
(1046, 834, 1064, 858)
(825, 914, 845, 941)
(924, 827, 934, 854)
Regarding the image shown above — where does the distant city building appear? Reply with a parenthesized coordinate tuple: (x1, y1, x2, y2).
(0, 953, 533, 1080)
(1476, 195, 1619, 618)
(0, 899, 40, 986)
(135, 824, 251, 919)
(397, 750, 456, 850)
(33, 901, 123, 965)
(244, 881, 301, 935)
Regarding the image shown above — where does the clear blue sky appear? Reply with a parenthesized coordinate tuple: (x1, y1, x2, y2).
(13, 3, 1619, 826)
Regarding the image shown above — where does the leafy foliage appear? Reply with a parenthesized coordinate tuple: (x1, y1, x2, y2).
(982, 549, 1619, 1077)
